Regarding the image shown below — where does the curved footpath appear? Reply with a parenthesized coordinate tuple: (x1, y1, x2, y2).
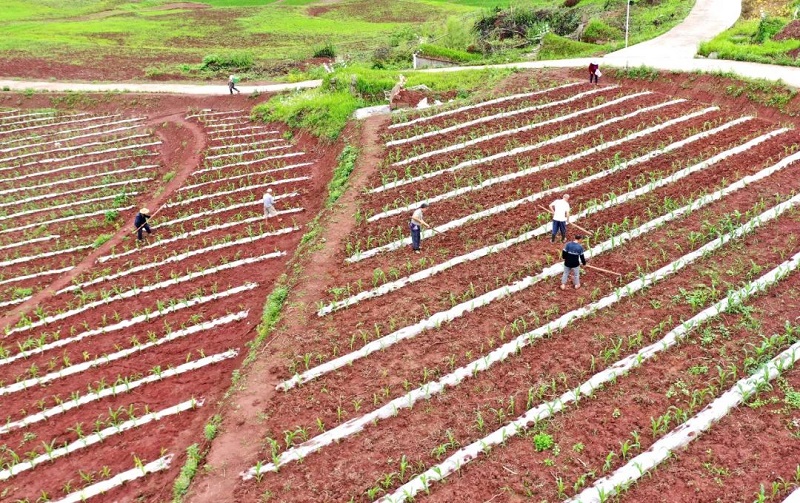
(0, 0, 780, 95)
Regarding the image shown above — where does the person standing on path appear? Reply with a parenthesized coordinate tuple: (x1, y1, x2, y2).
(409, 203, 431, 253)
(134, 208, 152, 241)
(561, 234, 587, 290)
(263, 188, 281, 221)
(228, 75, 240, 95)
(589, 62, 600, 84)
(549, 194, 570, 243)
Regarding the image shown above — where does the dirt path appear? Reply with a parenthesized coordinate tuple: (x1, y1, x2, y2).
(185, 114, 387, 503)
(0, 112, 205, 330)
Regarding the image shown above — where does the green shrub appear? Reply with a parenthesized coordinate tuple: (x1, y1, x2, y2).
(173, 444, 201, 501)
(200, 52, 254, 72)
(313, 42, 336, 58)
(104, 210, 119, 223)
(582, 18, 623, 43)
(753, 16, 787, 43)
(440, 16, 474, 50)
(92, 234, 112, 248)
(327, 145, 359, 207)
(533, 433, 555, 451)
(538, 33, 600, 59)
(417, 44, 482, 63)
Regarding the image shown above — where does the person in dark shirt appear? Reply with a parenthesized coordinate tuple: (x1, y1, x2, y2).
(561, 234, 587, 290)
(589, 62, 600, 84)
(134, 208, 152, 241)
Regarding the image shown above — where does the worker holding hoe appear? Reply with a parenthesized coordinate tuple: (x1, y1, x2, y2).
(561, 234, 587, 290)
(409, 203, 431, 253)
(134, 208, 152, 241)
(549, 193, 570, 243)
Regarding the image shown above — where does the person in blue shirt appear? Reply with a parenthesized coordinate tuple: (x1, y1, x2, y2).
(561, 234, 587, 290)
(134, 208, 152, 241)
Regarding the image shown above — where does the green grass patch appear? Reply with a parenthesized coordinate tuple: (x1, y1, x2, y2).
(417, 43, 482, 63)
(698, 16, 800, 67)
(252, 89, 360, 141)
(538, 33, 602, 59)
(173, 443, 201, 502)
(327, 145, 359, 207)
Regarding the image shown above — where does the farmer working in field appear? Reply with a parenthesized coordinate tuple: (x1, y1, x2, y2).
(589, 62, 600, 84)
(409, 203, 431, 253)
(228, 75, 240, 95)
(561, 234, 587, 290)
(135, 208, 152, 241)
(263, 188, 281, 221)
(549, 193, 570, 243)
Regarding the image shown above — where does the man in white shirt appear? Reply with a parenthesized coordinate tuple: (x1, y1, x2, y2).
(263, 188, 280, 221)
(409, 203, 430, 253)
(549, 194, 570, 243)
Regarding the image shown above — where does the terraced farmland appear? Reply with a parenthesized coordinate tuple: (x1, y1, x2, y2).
(223, 81, 800, 502)
(0, 107, 331, 501)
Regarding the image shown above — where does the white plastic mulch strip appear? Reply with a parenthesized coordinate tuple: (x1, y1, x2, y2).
(0, 399, 201, 481)
(387, 250, 800, 503)
(0, 350, 238, 435)
(0, 112, 85, 129)
(0, 133, 150, 164)
(1, 283, 257, 366)
(388, 82, 583, 130)
(0, 234, 59, 251)
(199, 112, 247, 122)
(98, 224, 299, 263)
(391, 89, 655, 169)
(0, 111, 52, 122)
(0, 192, 140, 223)
(154, 193, 300, 228)
(0, 168, 155, 197)
(208, 126, 275, 138)
(385, 86, 620, 147)
(369, 106, 724, 222)
(320, 136, 793, 316)
(186, 109, 244, 119)
(194, 150, 303, 174)
(0, 156, 157, 184)
(180, 162, 313, 192)
(0, 205, 135, 235)
(209, 138, 284, 150)
(53, 455, 173, 503)
(0, 296, 29, 308)
(0, 176, 147, 209)
(0, 117, 139, 147)
(60, 230, 284, 292)
(6, 252, 282, 335)
(166, 176, 309, 207)
(570, 291, 800, 502)
(784, 488, 800, 503)
(210, 131, 281, 144)
(371, 95, 677, 194)
(0, 311, 247, 396)
(205, 143, 290, 160)
(0, 266, 73, 286)
(254, 193, 800, 479)
(0, 141, 161, 173)
(0, 118, 141, 153)
(350, 127, 787, 263)
(0, 244, 92, 268)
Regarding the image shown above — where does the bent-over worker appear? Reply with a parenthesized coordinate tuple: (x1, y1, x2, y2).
(135, 208, 152, 241)
(561, 234, 587, 290)
(409, 203, 430, 253)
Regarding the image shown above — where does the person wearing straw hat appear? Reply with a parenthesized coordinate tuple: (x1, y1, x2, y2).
(561, 234, 587, 290)
(589, 62, 600, 85)
(134, 208, 152, 241)
(263, 188, 281, 221)
(409, 203, 431, 253)
(228, 75, 240, 95)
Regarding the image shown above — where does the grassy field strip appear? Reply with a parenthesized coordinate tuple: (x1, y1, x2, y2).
(0, 111, 51, 121)
(205, 142, 291, 161)
(350, 128, 786, 262)
(0, 283, 257, 366)
(0, 121, 142, 154)
(208, 126, 275, 139)
(0, 112, 69, 129)
(53, 454, 173, 503)
(0, 177, 149, 209)
(153, 195, 300, 228)
(0, 205, 135, 235)
(384, 246, 800, 503)
(392, 91, 656, 167)
(388, 83, 583, 131)
(194, 151, 304, 174)
(372, 96, 678, 194)
(0, 168, 156, 196)
(180, 162, 313, 192)
(201, 114, 251, 125)
(0, 266, 72, 286)
(0, 350, 237, 435)
(209, 138, 284, 151)
(0, 141, 161, 172)
(385, 86, 620, 148)
(209, 130, 281, 143)
(0, 114, 110, 136)
(0, 234, 59, 251)
(323, 146, 799, 316)
(59, 230, 287, 293)
(0, 117, 140, 147)
(0, 133, 151, 164)
(0, 156, 157, 183)
(369, 107, 725, 222)
(98, 225, 299, 263)
(165, 176, 309, 207)
(252, 191, 800, 477)
(0, 311, 247, 397)
(569, 285, 800, 502)
(0, 244, 92, 268)
(5, 252, 282, 336)
(187, 110, 245, 119)
(0, 296, 28, 309)
(0, 399, 200, 481)
(0, 192, 140, 223)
